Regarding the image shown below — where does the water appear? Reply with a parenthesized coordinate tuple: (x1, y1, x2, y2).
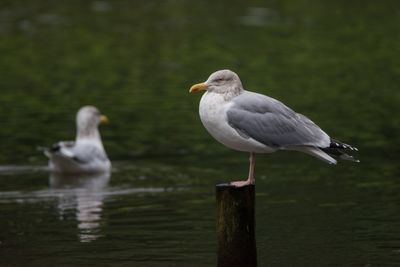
(0, 156, 399, 266)
(0, 1, 399, 266)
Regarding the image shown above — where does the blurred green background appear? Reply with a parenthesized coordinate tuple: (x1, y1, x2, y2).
(0, 0, 399, 163)
(0, 1, 399, 267)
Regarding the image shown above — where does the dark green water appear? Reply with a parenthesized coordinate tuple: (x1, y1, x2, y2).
(0, 1, 399, 266)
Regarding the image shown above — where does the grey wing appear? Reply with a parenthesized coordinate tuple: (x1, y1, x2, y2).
(47, 141, 107, 164)
(69, 143, 108, 163)
(44, 141, 75, 158)
(227, 91, 330, 148)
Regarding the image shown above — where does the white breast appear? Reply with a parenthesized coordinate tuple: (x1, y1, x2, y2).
(199, 92, 276, 153)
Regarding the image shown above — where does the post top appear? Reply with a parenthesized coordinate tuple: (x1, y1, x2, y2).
(216, 183, 255, 189)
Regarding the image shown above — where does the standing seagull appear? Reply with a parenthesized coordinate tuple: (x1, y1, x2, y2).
(44, 106, 111, 173)
(190, 70, 358, 187)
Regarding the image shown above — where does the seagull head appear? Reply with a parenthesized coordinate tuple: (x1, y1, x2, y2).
(189, 69, 243, 95)
(76, 106, 108, 139)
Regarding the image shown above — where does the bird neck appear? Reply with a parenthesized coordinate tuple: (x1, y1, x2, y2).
(223, 87, 243, 101)
(76, 127, 104, 147)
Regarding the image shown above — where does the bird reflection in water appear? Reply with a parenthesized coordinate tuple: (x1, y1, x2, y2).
(49, 171, 110, 243)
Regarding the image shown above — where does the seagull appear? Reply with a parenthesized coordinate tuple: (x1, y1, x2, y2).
(44, 106, 111, 173)
(189, 70, 358, 187)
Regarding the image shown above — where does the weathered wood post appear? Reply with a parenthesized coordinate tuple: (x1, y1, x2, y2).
(216, 184, 257, 267)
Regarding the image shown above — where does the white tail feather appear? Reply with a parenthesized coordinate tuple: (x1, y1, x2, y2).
(289, 146, 337, 165)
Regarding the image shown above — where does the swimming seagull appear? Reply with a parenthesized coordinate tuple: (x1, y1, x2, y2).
(190, 70, 359, 187)
(44, 106, 111, 173)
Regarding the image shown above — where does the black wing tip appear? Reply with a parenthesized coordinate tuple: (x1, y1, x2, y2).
(330, 139, 358, 151)
(320, 139, 359, 163)
(50, 144, 61, 152)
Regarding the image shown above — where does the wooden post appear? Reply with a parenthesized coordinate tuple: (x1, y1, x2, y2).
(216, 184, 257, 267)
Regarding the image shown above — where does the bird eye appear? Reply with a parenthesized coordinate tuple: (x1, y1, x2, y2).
(214, 78, 223, 82)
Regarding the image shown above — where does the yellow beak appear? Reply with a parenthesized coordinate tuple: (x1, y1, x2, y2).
(189, 82, 208, 93)
(100, 115, 109, 125)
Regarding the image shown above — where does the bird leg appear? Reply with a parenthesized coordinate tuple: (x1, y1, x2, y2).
(230, 152, 256, 187)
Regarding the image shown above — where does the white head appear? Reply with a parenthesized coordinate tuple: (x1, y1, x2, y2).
(76, 106, 108, 140)
(189, 69, 244, 96)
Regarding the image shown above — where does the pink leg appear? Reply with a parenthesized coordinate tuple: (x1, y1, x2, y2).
(230, 152, 256, 187)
